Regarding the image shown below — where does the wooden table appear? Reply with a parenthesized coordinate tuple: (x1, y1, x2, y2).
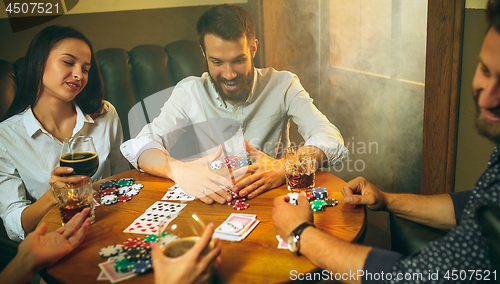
(41, 170, 365, 284)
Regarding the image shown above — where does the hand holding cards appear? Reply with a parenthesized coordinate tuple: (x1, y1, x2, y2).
(214, 213, 259, 241)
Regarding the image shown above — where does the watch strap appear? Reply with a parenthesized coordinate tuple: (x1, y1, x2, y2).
(291, 222, 315, 255)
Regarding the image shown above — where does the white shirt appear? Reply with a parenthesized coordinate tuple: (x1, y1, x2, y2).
(0, 101, 129, 241)
(121, 68, 349, 169)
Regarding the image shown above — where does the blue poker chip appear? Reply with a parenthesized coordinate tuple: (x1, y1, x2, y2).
(237, 158, 252, 167)
(312, 187, 328, 199)
(131, 259, 152, 274)
(100, 180, 116, 190)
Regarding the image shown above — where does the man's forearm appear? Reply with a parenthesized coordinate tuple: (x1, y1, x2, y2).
(384, 193, 456, 230)
(299, 227, 371, 284)
(137, 148, 176, 180)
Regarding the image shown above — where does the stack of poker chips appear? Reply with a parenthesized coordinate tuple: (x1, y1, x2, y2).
(310, 199, 327, 211)
(98, 233, 178, 275)
(312, 187, 328, 199)
(228, 192, 250, 210)
(210, 156, 254, 170)
(99, 178, 144, 205)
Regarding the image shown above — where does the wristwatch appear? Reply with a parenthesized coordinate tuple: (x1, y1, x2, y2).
(287, 222, 315, 254)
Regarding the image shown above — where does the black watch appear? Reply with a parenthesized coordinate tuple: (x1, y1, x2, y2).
(287, 222, 315, 254)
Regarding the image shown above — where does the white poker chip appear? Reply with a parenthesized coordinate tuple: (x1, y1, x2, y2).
(118, 186, 131, 195)
(125, 188, 140, 196)
(109, 251, 127, 262)
(159, 234, 179, 247)
(131, 184, 144, 190)
(101, 194, 118, 205)
(99, 244, 123, 257)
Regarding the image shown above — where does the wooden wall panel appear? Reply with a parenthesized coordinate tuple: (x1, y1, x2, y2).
(421, 0, 464, 194)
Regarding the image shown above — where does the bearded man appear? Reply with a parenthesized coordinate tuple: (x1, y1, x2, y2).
(120, 4, 348, 204)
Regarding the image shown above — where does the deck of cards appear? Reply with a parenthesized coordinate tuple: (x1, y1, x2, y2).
(123, 201, 187, 235)
(213, 213, 259, 241)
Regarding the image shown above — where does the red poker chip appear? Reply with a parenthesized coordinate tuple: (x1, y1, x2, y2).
(228, 199, 245, 206)
(118, 195, 132, 202)
(101, 188, 118, 196)
(122, 237, 145, 250)
(233, 202, 250, 210)
(305, 192, 314, 201)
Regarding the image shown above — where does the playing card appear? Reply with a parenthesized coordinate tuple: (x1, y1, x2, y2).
(145, 201, 187, 214)
(123, 220, 161, 235)
(134, 211, 174, 224)
(98, 260, 135, 283)
(161, 184, 195, 201)
(213, 219, 259, 241)
(215, 214, 256, 236)
(93, 198, 100, 207)
(276, 235, 289, 249)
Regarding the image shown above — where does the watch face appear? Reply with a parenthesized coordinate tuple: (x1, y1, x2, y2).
(287, 234, 297, 252)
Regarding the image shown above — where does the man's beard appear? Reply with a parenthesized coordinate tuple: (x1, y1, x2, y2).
(209, 62, 254, 104)
(474, 90, 500, 144)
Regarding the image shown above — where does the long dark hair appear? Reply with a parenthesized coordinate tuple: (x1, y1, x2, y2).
(6, 25, 104, 119)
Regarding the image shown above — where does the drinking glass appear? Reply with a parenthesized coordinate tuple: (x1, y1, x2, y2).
(284, 146, 317, 192)
(60, 136, 99, 177)
(52, 177, 95, 225)
(157, 211, 213, 257)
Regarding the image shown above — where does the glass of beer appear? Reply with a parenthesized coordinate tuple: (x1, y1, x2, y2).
(52, 177, 95, 225)
(60, 136, 99, 177)
(284, 146, 317, 192)
(157, 211, 214, 257)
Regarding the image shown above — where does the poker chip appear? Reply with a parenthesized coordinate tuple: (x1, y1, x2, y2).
(118, 195, 132, 202)
(130, 183, 144, 190)
(101, 188, 118, 196)
(305, 192, 314, 201)
(290, 198, 298, 205)
(117, 186, 131, 195)
(131, 259, 152, 274)
(101, 194, 118, 205)
(115, 258, 134, 273)
(224, 156, 238, 168)
(100, 180, 116, 190)
(144, 234, 158, 243)
(122, 237, 145, 250)
(110, 251, 127, 262)
(325, 198, 339, 207)
(99, 245, 123, 258)
(210, 160, 224, 169)
(310, 199, 327, 211)
(125, 246, 147, 260)
(116, 180, 133, 187)
(125, 188, 140, 196)
(237, 158, 252, 167)
(120, 178, 134, 182)
(228, 198, 245, 206)
(312, 187, 328, 199)
(233, 202, 250, 210)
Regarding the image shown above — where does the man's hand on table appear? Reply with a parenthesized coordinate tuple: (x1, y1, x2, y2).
(151, 223, 222, 284)
(341, 176, 388, 211)
(272, 192, 313, 240)
(231, 140, 286, 199)
(170, 145, 233, 204)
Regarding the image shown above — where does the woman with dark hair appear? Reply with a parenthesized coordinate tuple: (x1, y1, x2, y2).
(0, 25, 129, 242)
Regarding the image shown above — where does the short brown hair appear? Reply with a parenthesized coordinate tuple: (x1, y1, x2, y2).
(196, 4, 256, 52)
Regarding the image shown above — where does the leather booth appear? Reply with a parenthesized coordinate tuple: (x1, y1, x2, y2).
(0, 40, 207, 270)
(0, 40, 207, 140)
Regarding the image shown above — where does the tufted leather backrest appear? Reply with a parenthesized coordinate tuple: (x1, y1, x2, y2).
(0, 40, 207, 141)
